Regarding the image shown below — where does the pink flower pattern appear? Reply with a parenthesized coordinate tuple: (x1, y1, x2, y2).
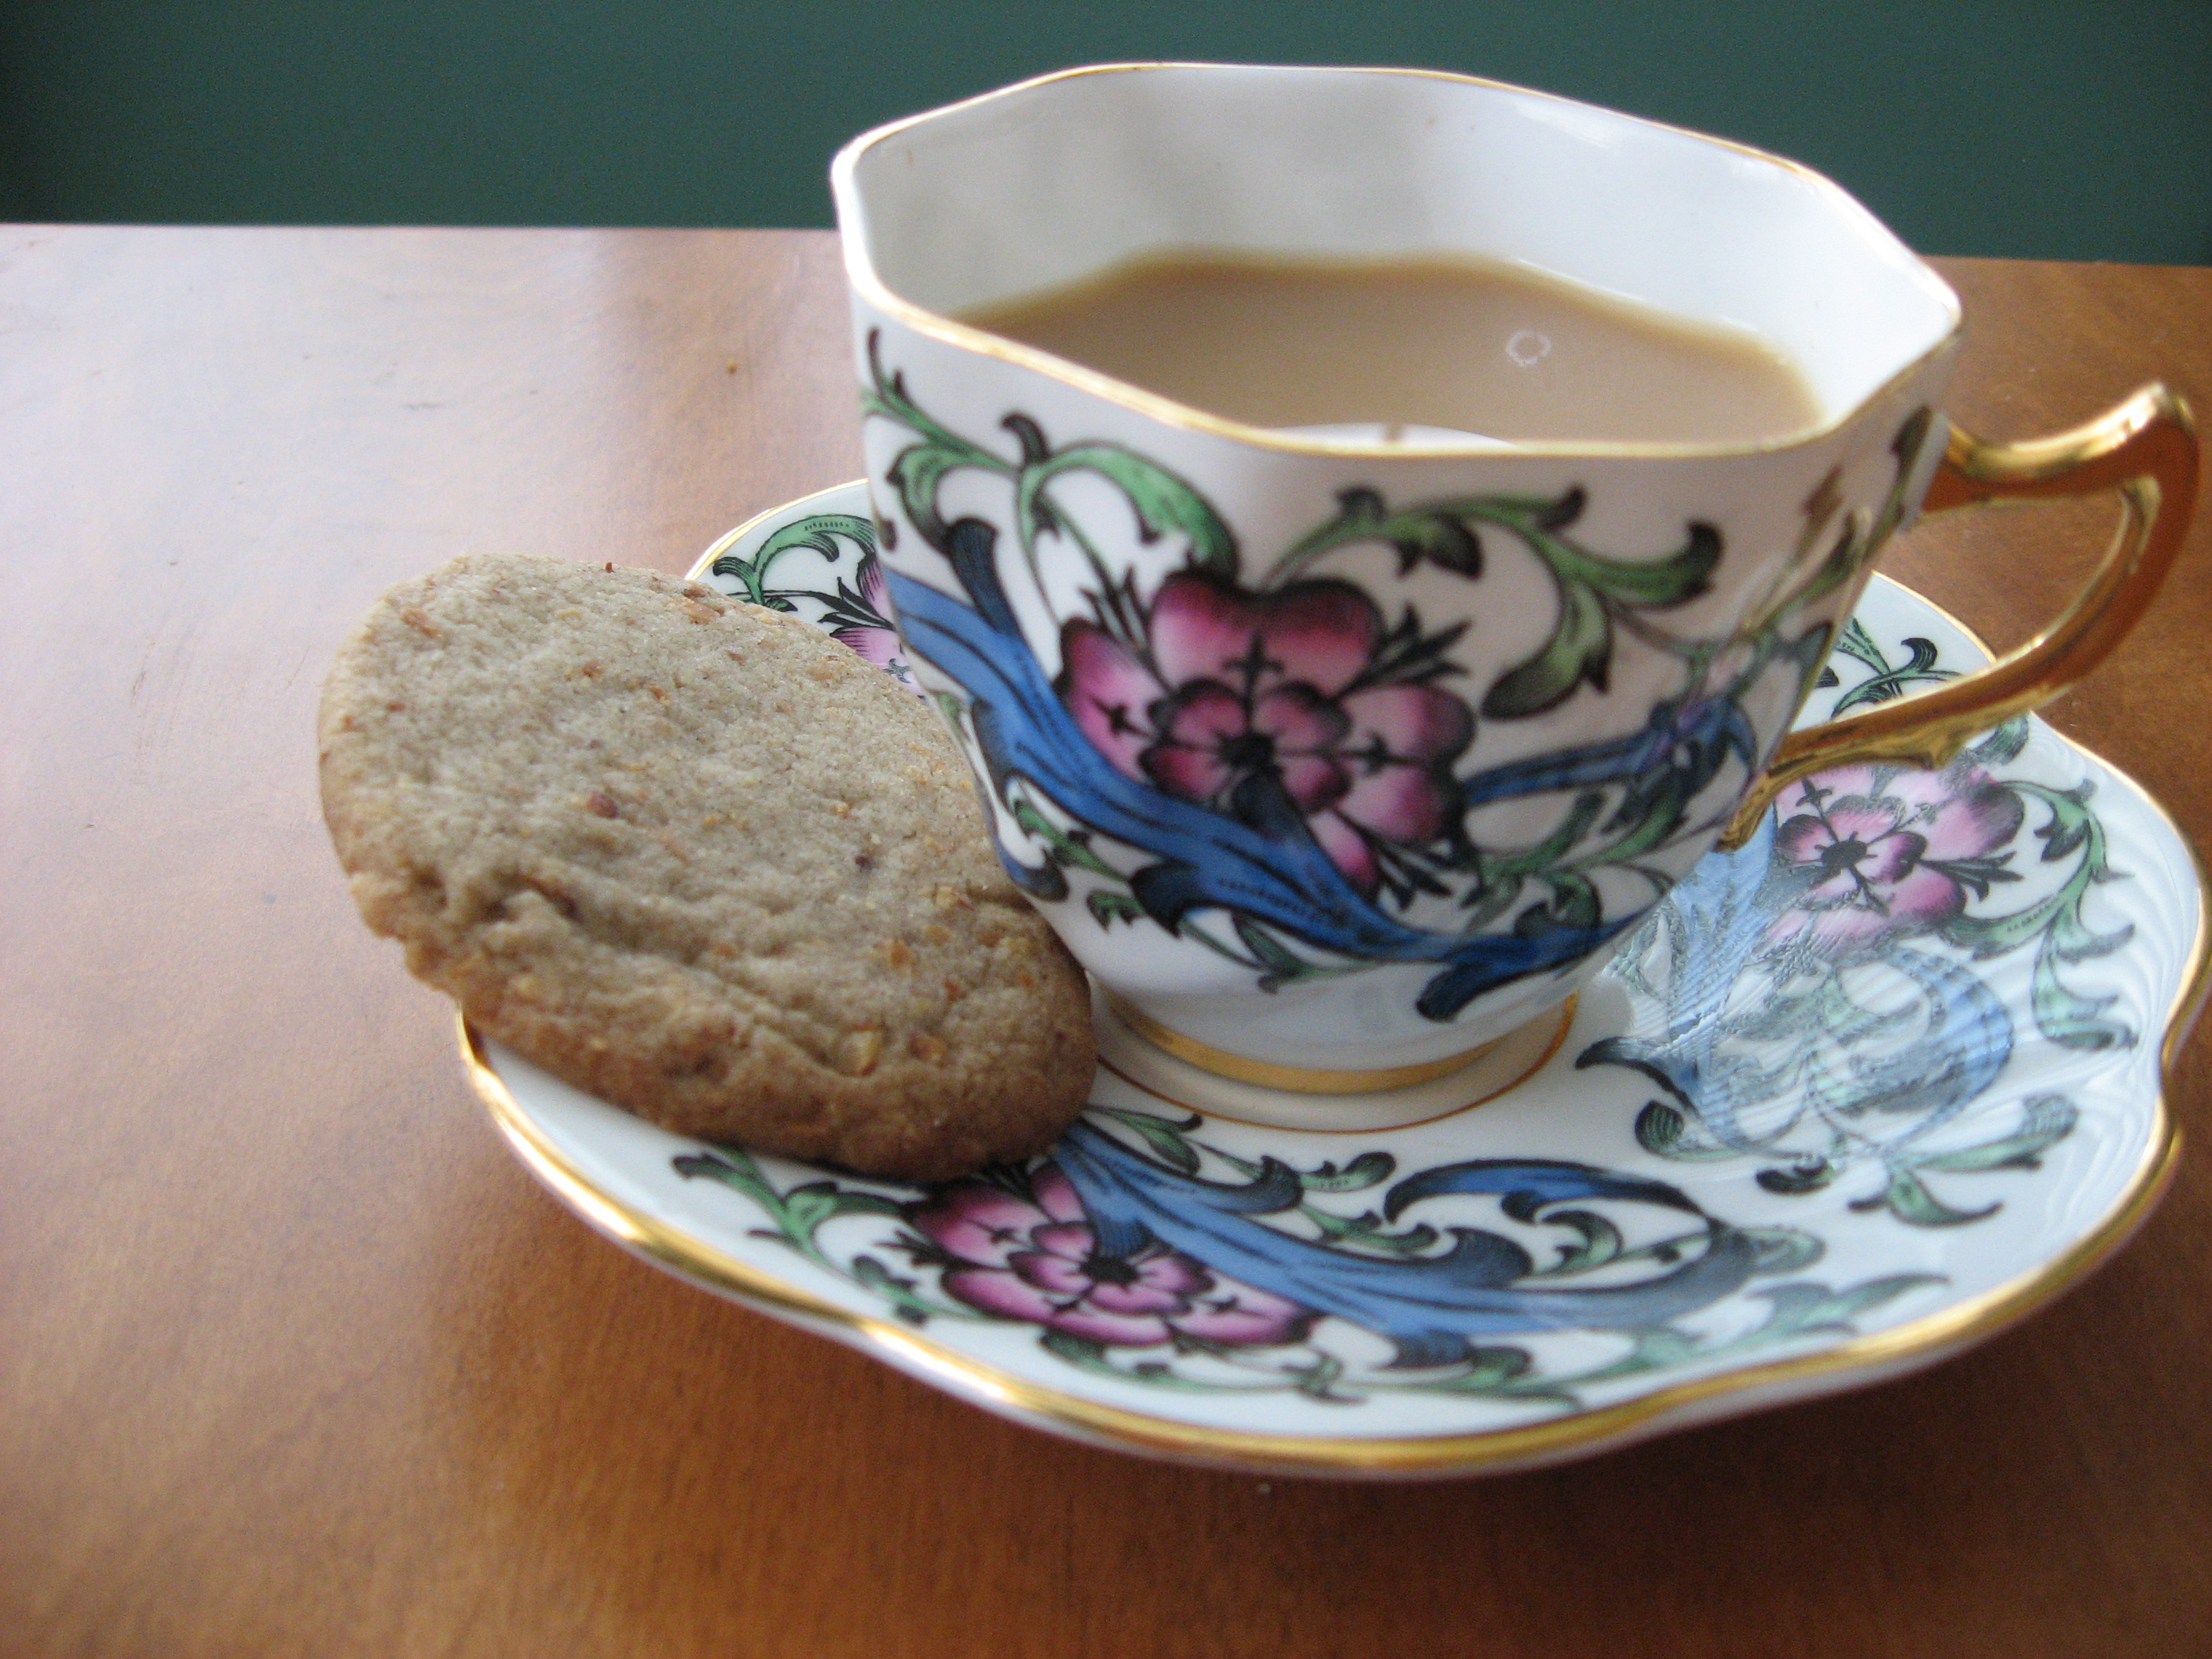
(1058, 573, 1471, 896)
(831, 558, 923, 694)
(1767, 760, 2024, 955)
(910, 1163, 1314, 1348)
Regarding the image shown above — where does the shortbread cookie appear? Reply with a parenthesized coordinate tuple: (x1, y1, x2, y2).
(319, 553, 1095, 1179)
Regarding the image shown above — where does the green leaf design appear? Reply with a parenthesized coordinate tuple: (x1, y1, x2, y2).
(1196, 1141, 1443, 1257)
(1748, 1273, 1942, 1339)
(1401, 1347, 1553, 1400)
(1485, 516, 1721, 719)
(2030, 955, 2132, 1051)
(676, 1150, 910, 1266)
(1283, 1350, 1356, 1402)
(1010, 796, 1122, 880)
(1756, 1159, 1840, 1196)
(1265, 485, 1717, 720)
(1852, 1165, 1998, 1228)
(1831, 634, 1950, 714)
(1091, 1106, 1205, 1175)
(1296, 1152, 1396, 1193)
(1283, 486, 1485, 577)
(1914, 1094, 2078, 1173)
(1484, 576, 1617, 719)
(1540, 1209, 1625, 1274)
(1741, 1227, 1826, 1275)
(1232, 914, 1323, 990)
(1633, 1101, 1741, 1162)
(859, 332, 1013, 546)
(884, 443, 987, 548)
(1815, 972, 1917, 1048)
(1298, 1206, 1442, 1258)
(1828, 616, 1894, 679)
(1514, 870, 1603, 935)
(709, 513, 876, 609)
(850, 1254, 938, 1326)
(928, 691, 968, 738)
(1616, 1325, 1705, 1370)
(1463, 793, 1610, 930)
(1968, 716, 2031, 767)
(1035, 1329, 1304, 1395)
(1945, 780, 2135, 1050)
(779, 1181, 849, 1237)
(1087, 890, 1147, 928)
(1039, 1329, 1107, 1364)
(1015, 444, 1237, 577)
(1730, 984, 1822, 1043)
(1540, 517, 1723, 608)
(783, 1176, 906, 1238)
(672, 1149, 762, 1196)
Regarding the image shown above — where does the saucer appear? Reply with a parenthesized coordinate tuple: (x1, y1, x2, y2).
(461, 482, 2205, 1478)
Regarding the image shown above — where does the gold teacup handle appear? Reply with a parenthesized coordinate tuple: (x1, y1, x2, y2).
(1719, 383, 2199, 850)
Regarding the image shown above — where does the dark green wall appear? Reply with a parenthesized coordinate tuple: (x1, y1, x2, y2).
(2, 2, 2207, 262)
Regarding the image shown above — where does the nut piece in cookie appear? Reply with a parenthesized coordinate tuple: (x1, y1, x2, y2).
(318, 552, 1096, 1180)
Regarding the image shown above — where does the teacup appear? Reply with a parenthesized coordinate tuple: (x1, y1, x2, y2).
(830, 64, 2196, 1103)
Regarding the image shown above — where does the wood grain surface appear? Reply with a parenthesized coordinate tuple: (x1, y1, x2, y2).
(3, 229, 2208, 1659)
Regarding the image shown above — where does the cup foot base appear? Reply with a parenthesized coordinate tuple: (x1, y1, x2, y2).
(1104, 994, 1518, 1093)
(1095, 988, 1577, 1133)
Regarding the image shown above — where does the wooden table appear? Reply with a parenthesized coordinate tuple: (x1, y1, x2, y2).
(5, 228, 2209, 1658)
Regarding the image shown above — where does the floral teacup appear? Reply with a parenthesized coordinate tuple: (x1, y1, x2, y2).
(830, 64, 2196, 1101)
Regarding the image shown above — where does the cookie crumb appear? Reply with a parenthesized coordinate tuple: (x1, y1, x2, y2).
(838, 1028, 884, 1077)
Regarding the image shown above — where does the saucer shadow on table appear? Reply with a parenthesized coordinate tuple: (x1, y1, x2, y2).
(463, 483, 2205, 1479)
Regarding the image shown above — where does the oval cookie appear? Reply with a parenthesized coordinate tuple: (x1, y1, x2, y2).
(319, 553, 1096, 1179)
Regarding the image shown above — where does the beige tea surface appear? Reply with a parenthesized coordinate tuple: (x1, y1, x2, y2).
(963, 250, 1822, 445)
